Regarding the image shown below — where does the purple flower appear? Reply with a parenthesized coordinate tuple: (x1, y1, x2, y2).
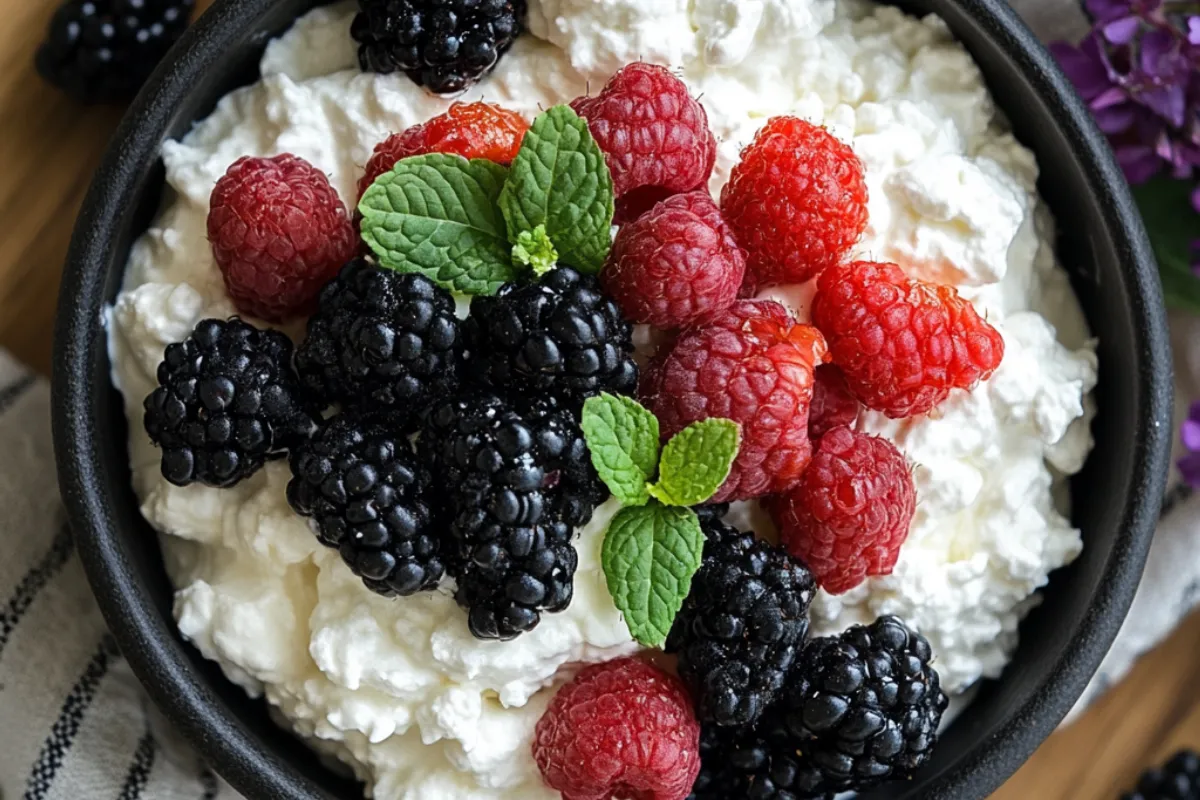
(1053, 0, 1200, 185)
(1180, 401, 1200, 487)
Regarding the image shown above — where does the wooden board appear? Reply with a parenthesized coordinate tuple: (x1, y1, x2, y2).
(2, 1, 1195, 797)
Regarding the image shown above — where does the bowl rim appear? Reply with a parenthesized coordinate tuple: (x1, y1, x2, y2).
(51, 0, 1173, 797)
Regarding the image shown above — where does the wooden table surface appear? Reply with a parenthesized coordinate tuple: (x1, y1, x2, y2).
(4, 1, 1198, 798)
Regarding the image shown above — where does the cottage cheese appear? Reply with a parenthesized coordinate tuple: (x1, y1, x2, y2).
(107, 0, 1098, 796)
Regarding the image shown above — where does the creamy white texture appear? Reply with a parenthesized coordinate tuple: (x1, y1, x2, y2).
(108, 0, 1097, 797)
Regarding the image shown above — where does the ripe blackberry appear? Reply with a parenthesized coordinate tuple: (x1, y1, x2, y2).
(689, 616, 946, 798)
(421, 392, 605, 639)
(143, 318, 317, 488)
(351, 0, 525, 94)
(1124, 750, 1200, 800)
(36, 0, 194, 104)
(666, 516, 816, 729)
(296, 260, 463, 418)
(463, 267, 638, 403)
(289, 411, 443, 596)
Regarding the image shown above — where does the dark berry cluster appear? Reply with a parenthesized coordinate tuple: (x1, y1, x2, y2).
(422, 392, 606, 639)
(143, 318, 317, 488)
(288, 411, 443, 596)
(464, 267, 638, 403)
(351, 0, 525, 94)
(667, 515, 816, 729)
(1124, 750, 1200, 800)
(690, 615, 947, 798)
(36, 0, 194, 104)
(296, 259, 463, 422)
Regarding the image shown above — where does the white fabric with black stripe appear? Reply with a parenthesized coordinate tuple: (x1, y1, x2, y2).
(0, 350, 240, 800)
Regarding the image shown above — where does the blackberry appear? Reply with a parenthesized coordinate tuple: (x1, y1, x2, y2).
(463, 267, 638, 402)
(36, 0, 194, 104)
(351, 0, 525, 95)
(667, 516, 815, 729)
(723, 616, 946, 797)
(1124, 750, 1200, 800)
(288, 411, 444, 596)
(296, 260, 463, 418)
(143, 318, 317, 488)
(421, 392, 605, 639)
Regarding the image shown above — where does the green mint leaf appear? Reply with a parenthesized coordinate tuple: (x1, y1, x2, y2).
(498, 105, 614, 274)
(359, 153, 517, 295)
(648, 419, 741, 507)
(581, 393, 660, 506)
(601, 503, 705, 647)
(1132, 176, 1200, 314)
(512, 224, 558, 277)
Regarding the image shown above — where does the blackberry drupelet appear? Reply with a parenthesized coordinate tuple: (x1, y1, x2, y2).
(1124, 750, 1200, 800)
(36, 0, 194, 104)
(288, 410, 444, 596)
(666, 515, 816, 729)
(351, 0, 525, 94)
(463, 267, 638, 402)
(143, 318, 317, 488)
(422, 392, 605, 640)
(689, 616, 946, 799)
(296, 259, 463, 417)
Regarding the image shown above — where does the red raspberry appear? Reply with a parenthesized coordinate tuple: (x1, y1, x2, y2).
(769, 425, 915, 594)
(357, 102, 530, 199)
(570, 63, 717, 224)
(720, 116, 868, 288)
(811, 260, 1006, 419)
(533, 657, 701, 800)
(602, 191, 745, 328)
(642, 300, 826, 503)
(207, 154, 356, 322)
(809, 364, 860, 439)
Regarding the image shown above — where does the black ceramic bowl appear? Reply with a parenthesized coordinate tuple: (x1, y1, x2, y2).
(52, 0, 1172, 797)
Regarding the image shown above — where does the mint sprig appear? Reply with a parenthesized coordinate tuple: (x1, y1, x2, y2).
(600, 503, 705, 647)
(499, 105, 614, 274)
(584, 395, 742, 646)
(359, 154, 518, 295)
(512, 224, 558, 277)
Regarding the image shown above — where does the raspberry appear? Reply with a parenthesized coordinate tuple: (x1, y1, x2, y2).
(357, 102, 530, 199)
(602, 192, 744, 328)
(207, 154, 357, 322)
(812, 260, 1006, 418)
(720, 116, 868, 288)
(809, 364, 860, 439)
(641, 300, 826, 503)
(570, 64, 717, 223)
(769, 425, 915, 594)
(533, 657, 701, 800)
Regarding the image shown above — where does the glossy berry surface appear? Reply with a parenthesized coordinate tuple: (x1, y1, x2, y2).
(295, 259, 463, 416)
(534, 657, 701, 800)
(602, 191, 745, 329)
(36, 0, 194, 104)
(357, 102, 530, 199)
(770, 425, 915, 594)
(571, 63, 718, 223)
(207, 154, 357, 322)
(421, 392, 605, 640)
(464, 267, 638, 403)
(720, 116, 868, 289)
(143, 318, 317, 488)
(288, 411, 443, 596)
(641, 299, 826, 503)
(812, 260, 1005, 418)
(666, 515, 815, 729)
(351, 0, 525, 94)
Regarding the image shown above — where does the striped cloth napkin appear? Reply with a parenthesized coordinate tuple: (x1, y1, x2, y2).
(0, 1, 1190, 796)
